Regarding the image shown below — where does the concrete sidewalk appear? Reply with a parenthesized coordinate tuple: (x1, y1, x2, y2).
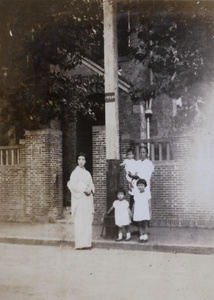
(0, 213, 214, 254)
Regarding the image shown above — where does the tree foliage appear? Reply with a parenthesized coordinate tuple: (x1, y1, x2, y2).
(1, 0, 214, 135)
(0, 0, 103, 131)
(120, 0, 214, 131)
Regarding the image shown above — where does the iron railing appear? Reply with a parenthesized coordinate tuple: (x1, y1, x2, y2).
(0, 145, 20, 165)
(131, 138, 172, 161)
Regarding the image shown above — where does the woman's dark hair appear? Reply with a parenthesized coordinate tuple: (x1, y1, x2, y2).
(76, 152, 87, 162)
(139, 146, 148, 154)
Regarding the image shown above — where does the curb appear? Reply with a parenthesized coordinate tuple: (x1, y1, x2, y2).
(1, 236, 214, 255)
(0, 236, 74, 247)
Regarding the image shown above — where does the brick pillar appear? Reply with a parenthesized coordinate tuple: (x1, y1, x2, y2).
(24, 129, 63, 222)
(92, 126, 106, 225)
(120, 133, 131, 201)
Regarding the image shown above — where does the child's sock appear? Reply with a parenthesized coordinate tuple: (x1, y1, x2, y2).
(126, 232, 131, 239)
(118, 233, 122, 239)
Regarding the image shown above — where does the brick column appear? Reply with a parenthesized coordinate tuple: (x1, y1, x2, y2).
(24, 129, 63, 222)
(120, 133, 131, 201)
(92, 126, 106, 224)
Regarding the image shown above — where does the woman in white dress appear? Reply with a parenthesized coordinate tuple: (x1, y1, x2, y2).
(67, 152, 94, 249)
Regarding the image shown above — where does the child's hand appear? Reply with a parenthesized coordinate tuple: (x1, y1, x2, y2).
(129, 181, 134, 189)
(101, 212, 107, 222)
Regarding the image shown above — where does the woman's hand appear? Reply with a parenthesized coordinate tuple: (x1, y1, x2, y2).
(84, 187, 92, 196)
(128, 171, 134, 178)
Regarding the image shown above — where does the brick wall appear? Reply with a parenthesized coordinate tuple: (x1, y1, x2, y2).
(92, 126, 214, 228)
(2, 125, 212, 228)
(0, 129, 63, 222)
(0, 143, 26, 221)
(151, 161, 214, 228)
(150, 134, 214, 228)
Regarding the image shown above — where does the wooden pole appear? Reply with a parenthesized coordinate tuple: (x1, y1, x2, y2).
(103, 0, 120, 238)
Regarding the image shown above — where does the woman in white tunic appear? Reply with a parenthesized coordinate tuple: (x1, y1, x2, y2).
(67, 152, 94, 249)
(129, 146, 154, 217)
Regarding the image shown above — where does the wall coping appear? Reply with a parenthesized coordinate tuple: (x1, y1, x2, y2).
(0, 145, 20, 150)
(24, 129, 62, 137)
(171, 131, 214, 139)
(153, 160, 174, 166)
(92, 125, 105, 132)
(19, 139, 25, 145)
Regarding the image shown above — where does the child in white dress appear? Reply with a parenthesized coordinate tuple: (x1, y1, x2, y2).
(106, 188, 132, 241)
(133, 179, 150, 243)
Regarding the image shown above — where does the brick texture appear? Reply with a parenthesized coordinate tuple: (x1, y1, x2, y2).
(92, 126, 106, 225)
(0, 129, 63, 222)
(1, 126, 213, 228)
(92, 126, 214, 228)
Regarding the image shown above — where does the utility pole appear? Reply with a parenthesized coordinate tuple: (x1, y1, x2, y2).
(103, 0, 120, 236)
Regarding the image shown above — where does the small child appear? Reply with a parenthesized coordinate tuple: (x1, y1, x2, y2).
(133, 179, 151, 243)
(120, 148, 137, 184)
(120, 148, 138, 205)
(106, 188, 132, 241)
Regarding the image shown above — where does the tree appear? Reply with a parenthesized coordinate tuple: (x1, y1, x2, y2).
(1, 0, 214, 136)
(119, 0, 214, 131)
(0, 0, 104, 134)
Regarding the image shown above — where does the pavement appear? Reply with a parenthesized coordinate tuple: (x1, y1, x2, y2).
(0, 209, 214, 255)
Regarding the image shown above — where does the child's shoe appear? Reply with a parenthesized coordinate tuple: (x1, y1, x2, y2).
(142, 234, 148, 242)
(125, 232, 131, 241)
(138, 235, 144, 243)
(138, 234, 148, 243)
(115, 233, 123, 242)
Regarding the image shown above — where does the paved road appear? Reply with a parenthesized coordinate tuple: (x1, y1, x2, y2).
(0, 243, 214, 300)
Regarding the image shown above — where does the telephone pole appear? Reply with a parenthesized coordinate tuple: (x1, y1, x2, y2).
(103, 0, 120, 236)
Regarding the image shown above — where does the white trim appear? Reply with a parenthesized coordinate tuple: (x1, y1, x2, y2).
(81, 57, 131, 93)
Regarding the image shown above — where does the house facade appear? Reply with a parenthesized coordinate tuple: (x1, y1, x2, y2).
(1, 54, 213, 227)
(0, 1, 214, 228)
